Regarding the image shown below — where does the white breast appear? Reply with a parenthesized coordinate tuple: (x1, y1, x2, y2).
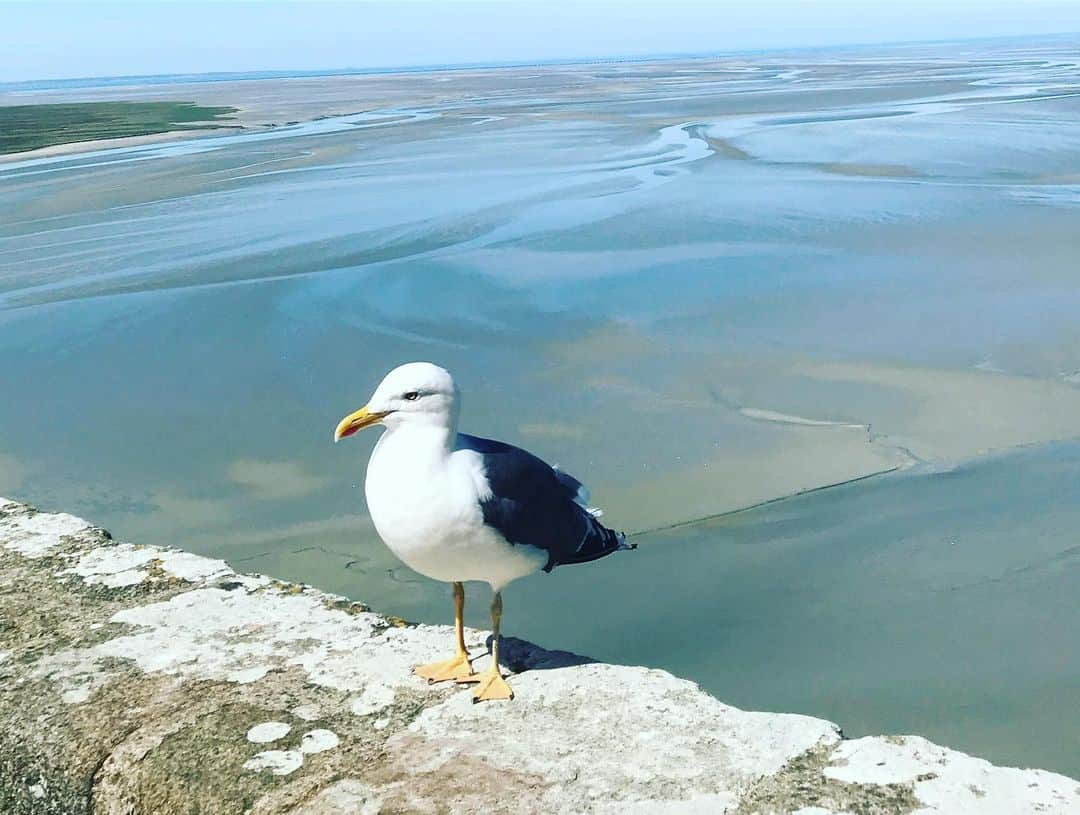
(364, 427, 546, 590)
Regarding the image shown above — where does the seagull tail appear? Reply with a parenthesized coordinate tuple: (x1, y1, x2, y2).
(547, 515, 635, 572)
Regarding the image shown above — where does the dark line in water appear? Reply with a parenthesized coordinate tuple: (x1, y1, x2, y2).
(627, 465, 904, 539)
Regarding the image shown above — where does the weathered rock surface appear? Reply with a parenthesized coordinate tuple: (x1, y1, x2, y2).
(1, 496, 1076, 814)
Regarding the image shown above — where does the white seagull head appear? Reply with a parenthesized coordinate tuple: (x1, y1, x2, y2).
(334, 362, 459, 440)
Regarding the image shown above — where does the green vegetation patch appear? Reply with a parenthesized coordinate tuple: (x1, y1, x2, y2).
(0, 101, 238, 154)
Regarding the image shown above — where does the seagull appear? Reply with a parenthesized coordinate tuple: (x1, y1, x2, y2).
(334, 362, 632, 702)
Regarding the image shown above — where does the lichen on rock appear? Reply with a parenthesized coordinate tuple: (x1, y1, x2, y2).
(1, 497, 1077, 814)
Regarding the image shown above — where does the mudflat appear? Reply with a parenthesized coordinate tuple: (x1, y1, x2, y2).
(1, 35, 1078, 776)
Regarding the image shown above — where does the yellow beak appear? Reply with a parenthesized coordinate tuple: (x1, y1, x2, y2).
(334, 405, 387, 442)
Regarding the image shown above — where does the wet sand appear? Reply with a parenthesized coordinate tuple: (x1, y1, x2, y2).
(2, 35, 1079, 775)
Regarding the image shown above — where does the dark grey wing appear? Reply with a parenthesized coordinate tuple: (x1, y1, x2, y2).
(456, 433, 630, 573)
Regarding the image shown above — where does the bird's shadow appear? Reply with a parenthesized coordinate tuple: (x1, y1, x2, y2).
(488, 635, 597, 674)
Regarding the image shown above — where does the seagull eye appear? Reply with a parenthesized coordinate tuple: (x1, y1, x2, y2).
(403, 391, 420, 401)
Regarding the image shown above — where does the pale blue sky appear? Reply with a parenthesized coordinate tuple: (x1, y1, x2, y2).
(3, 1, 1080, 82)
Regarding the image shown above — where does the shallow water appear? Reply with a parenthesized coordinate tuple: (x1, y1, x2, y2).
(2, 37, 1079, 776)
(537, 445, 1080, 778)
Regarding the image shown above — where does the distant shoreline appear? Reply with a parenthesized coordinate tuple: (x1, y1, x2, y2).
(4, 29, 1078, 92)
(4, 30, 1079, 162)
(0, 125, 241, 162)
(0, 101, 239, 159)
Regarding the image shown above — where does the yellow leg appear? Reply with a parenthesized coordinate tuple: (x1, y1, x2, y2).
(457, 591, 514, 702)
(413, 582, 475, 682)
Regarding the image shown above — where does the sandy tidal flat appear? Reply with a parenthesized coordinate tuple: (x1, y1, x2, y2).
(1, 35, 1079, 776)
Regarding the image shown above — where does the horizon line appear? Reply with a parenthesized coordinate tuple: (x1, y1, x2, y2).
(2, 29, 1078, 89)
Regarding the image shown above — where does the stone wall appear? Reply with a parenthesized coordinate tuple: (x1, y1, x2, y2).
(1, 497, 1076, 814)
